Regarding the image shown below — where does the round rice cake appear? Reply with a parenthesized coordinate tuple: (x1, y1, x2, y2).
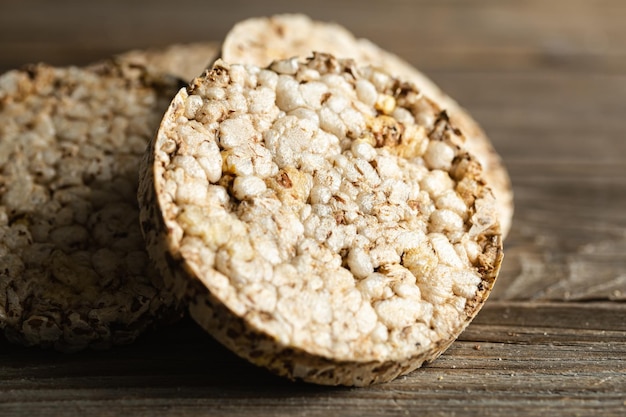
(221, 13, 514, 237)
(117, 42, 220, 82)
(140, 54, 503, 385)
(0, 61, 184, 351)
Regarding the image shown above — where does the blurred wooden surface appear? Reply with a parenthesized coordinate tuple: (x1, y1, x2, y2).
(1, 0, 625, 416)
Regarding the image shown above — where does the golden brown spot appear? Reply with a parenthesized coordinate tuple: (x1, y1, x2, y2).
(455, 177, 479, 207)
(407, 200, 420, 210)
(204, 65, 230, 88)
(450, 154, 482, 181)
(333, 211, 345, 225)
(277, 171, 292, 188)
(218, 174, 235, 191)
(368, 115, 403, 148)
(274, 24, 285, 37)
(375, 94, 396, 115)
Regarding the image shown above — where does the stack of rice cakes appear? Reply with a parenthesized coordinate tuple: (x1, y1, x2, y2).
(1, 15, 509, 386)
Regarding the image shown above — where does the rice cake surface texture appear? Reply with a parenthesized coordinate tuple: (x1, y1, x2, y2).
(221, 14, 513, 237)
(0, 61, 183, 351)
(117, 42, 220, 82)
(140, 54, 503, 386)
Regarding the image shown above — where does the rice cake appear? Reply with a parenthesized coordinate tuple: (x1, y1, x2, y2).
(0, 61, 183, 351)
(139, 54, 503, 385)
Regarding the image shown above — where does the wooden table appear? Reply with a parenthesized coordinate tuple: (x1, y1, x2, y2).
(1, 1, 625, 415)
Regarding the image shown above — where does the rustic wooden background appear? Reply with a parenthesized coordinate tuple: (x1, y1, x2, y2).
(1, 0, 625, 415)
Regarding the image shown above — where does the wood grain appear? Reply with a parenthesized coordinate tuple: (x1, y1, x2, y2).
(1, 303, 625, 417)
(2, 0, 626, 73)
(1, 0, 625, 415)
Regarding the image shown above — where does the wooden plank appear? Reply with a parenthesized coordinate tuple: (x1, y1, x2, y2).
(492, 161, 626, 301)
(1, 0, 626, 73)
(1, 1, 626, 416)
(1, 302, 624, 416)
(424, 71, 626, 161)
